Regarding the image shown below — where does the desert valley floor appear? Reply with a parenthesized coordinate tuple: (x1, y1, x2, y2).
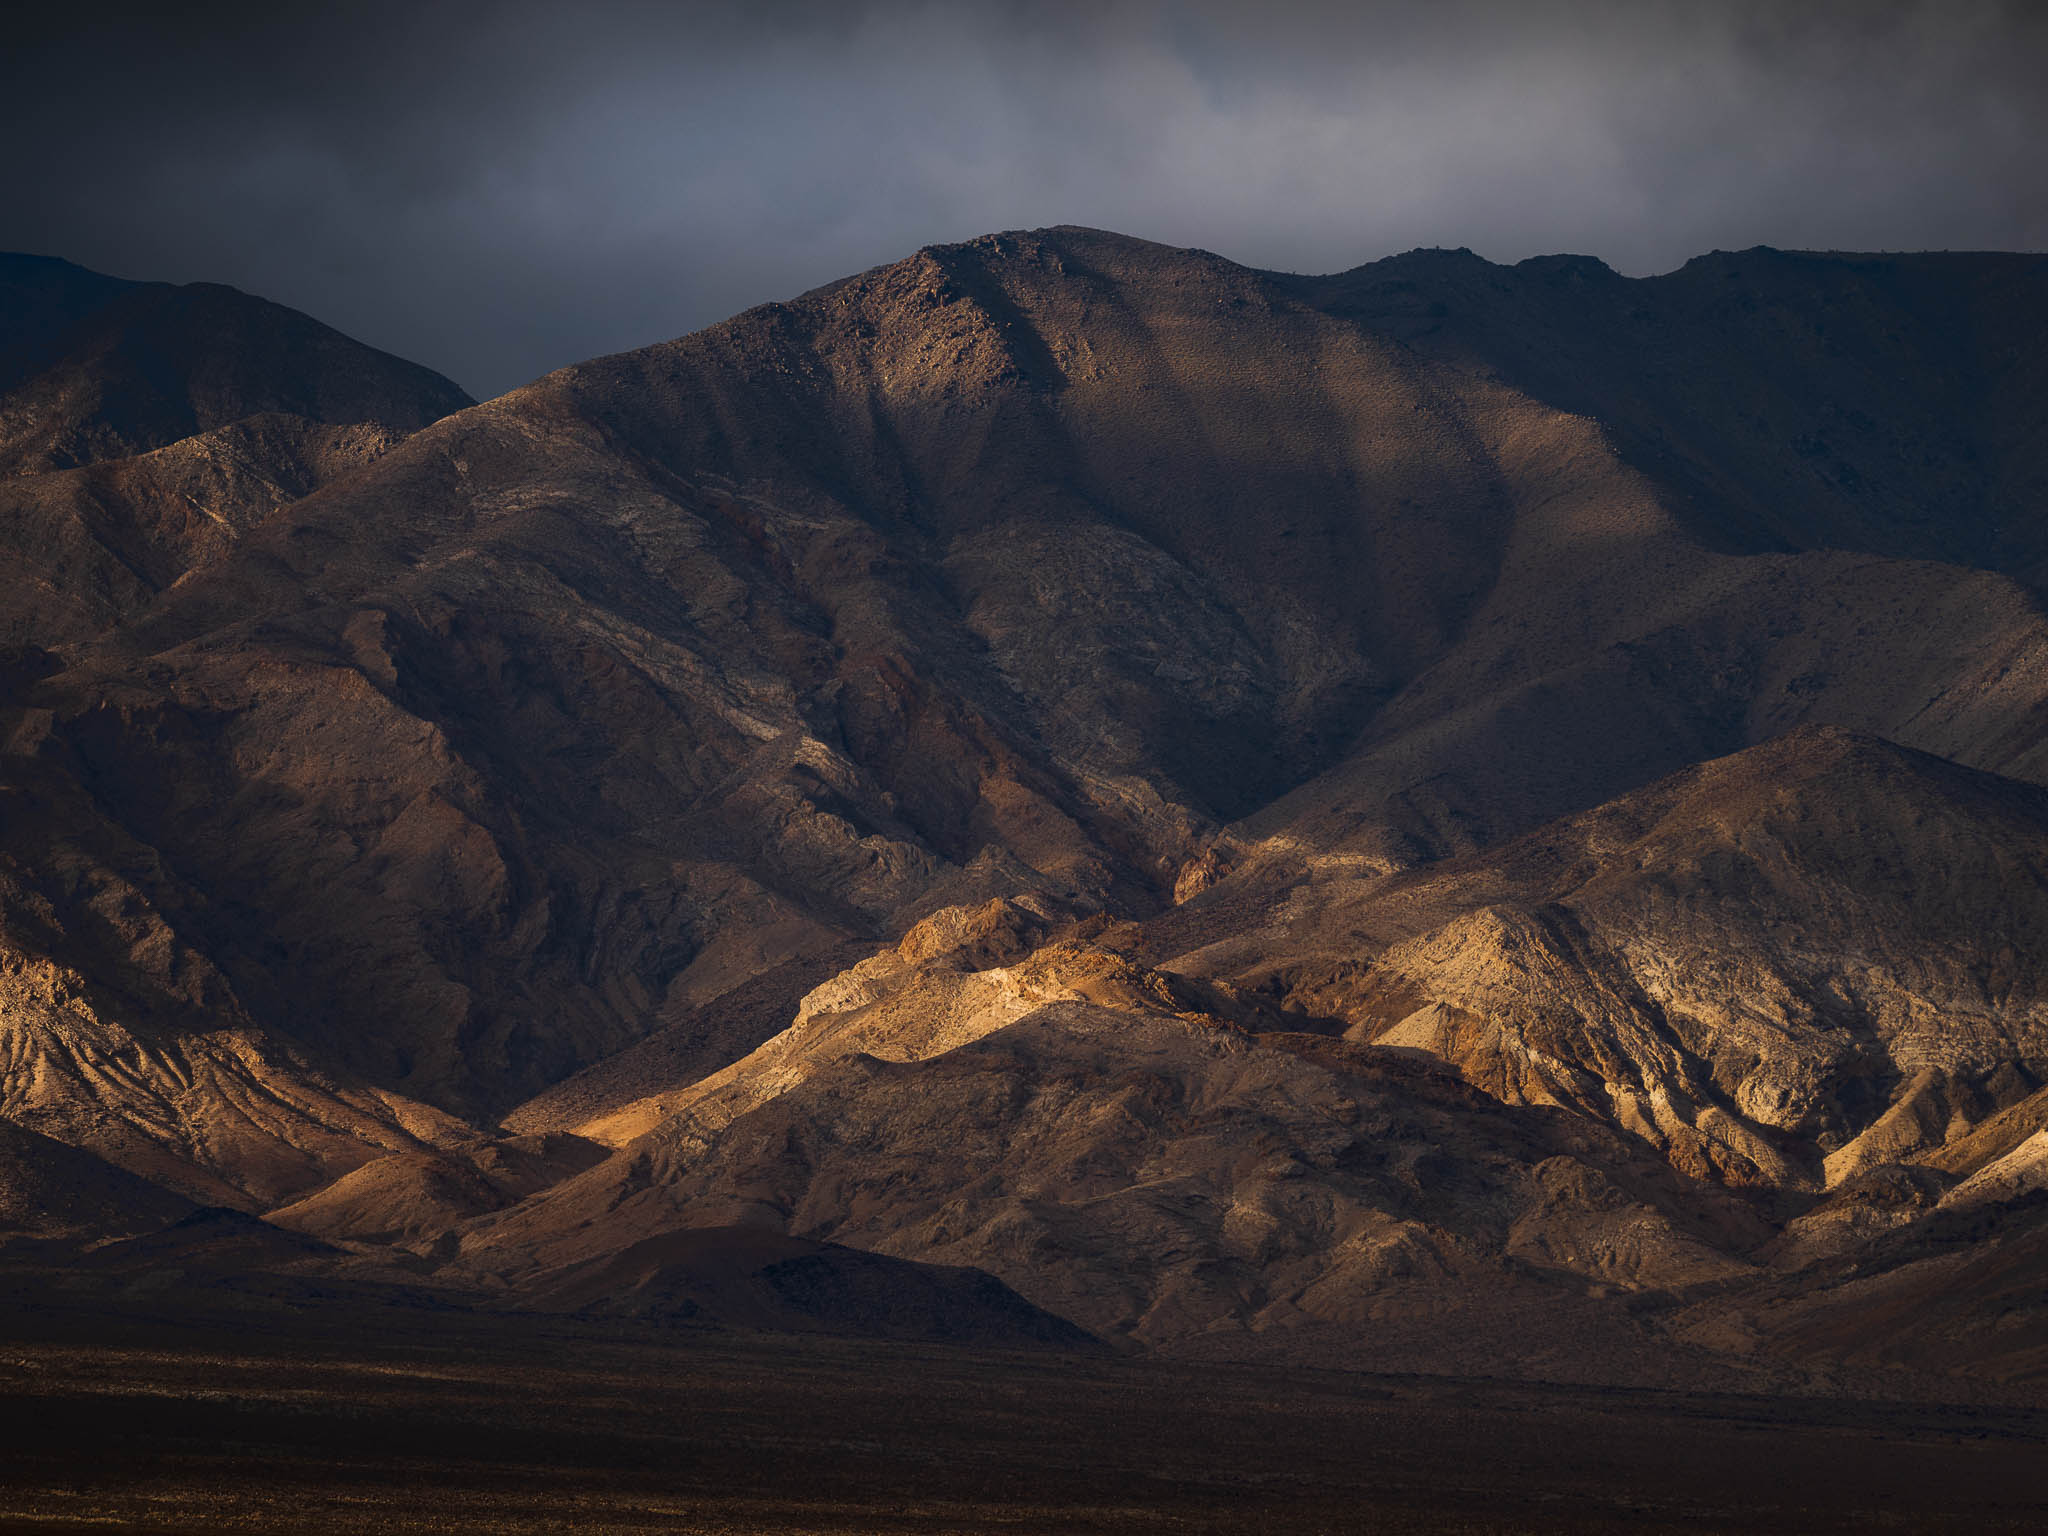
(5, 1311, 2048, 1534)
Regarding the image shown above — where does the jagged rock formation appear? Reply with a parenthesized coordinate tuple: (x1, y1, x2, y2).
(5, 233, 2048, 1383)
(1182, 728, 2048, 1191)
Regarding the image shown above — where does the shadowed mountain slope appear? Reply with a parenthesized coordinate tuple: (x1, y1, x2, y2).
(0, 1119, 193, 1242)
(1301, 246, 2048, 576)
(0, 253, 473, 647)
(0, 254, 472, 476)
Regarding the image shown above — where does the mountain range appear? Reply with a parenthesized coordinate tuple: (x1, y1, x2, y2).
(4, 228, 2048, 1390)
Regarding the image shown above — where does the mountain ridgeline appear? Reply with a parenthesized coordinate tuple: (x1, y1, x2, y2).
(4, 230, 2048, 1387)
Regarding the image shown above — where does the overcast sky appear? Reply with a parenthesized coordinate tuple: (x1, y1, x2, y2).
(6, 0, 2042, 397)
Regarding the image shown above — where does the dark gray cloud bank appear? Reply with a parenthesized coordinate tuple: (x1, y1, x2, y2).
(6, 0, 2042, 396)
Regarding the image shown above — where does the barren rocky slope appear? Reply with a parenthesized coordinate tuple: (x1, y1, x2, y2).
(5, 231, 2048, 1384)
(0, 252, 472, 646)
(449, 730, 2048, 1377)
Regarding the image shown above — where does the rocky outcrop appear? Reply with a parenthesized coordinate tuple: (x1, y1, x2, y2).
(1192, 730, 2048, 1191)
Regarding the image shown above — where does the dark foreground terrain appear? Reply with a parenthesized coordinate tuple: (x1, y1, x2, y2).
(0, 1311, 2044, 1534)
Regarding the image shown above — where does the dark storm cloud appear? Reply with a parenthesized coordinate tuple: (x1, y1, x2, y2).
(6, 0, 2041, 397)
